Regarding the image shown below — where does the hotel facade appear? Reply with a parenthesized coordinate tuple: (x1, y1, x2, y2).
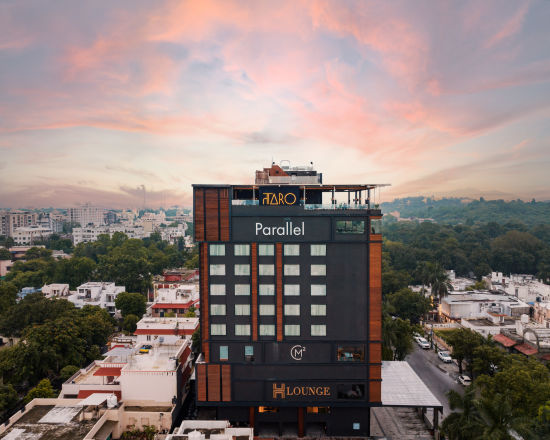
(193, 164, 384, 437)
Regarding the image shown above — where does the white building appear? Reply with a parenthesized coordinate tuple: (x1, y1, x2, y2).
(67, 282, 125, 315)
(134, 316, 199, 346)
(68, 204, 106, 226)
(150, 285, 199, 317)
(166, 420, 254, 440)
(42, 283, 70, 298)
(440, 292, 530, 321)
(160, 223, 188, 244)
(72, 225, 146, 245)
(490, 271, 550, 303)
(12, 225, 53, 245)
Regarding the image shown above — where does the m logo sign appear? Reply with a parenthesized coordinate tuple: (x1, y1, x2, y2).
(290, 345, 306, 360)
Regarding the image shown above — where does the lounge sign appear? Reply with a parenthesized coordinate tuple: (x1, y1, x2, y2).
(272, 383, 332, 400)
(259, 186, 300, 206)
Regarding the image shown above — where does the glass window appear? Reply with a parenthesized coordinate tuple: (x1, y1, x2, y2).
(371, 218, 382, 234)
(260, 324, 275, 336)
(337, 384, 365, 399)
(211, 324, 226, 335)
(245, 345, 254, 359)
(311, 304, 326, 316)
(234, 244, 250, 256)
(284, 264, 300, 276)
(258, 406, 278, 413)
(310, 244, 326, 256)
(235, 284, 250, 295)
(311, 284, 326, 296)
(259, 284, 275, 296)
(337, 345, 365, 362)
(284, 324, 300, 336)
(284, 244, 300, 256)
(259, 304, 275, 315)
(307, 407, 330, 414)
(311, 264, 326, 276)
(284, 304, 300, 316)
(235, 304, 251, 315)
(211, 304, 226, 315)
(234, 264, 250, 276)
(210, 264, 225, 276)
(311, 324, 326, 336)
(235, 324, 251, 336)
(284, 284, 300, 296)
(210, 284, 226, 296)
(259, 264, 274, 276)
(259, 244, 274, 256)
(210, 244, 225, 256)
(219, 345, 228, 361)
(336, 220, 365, 234)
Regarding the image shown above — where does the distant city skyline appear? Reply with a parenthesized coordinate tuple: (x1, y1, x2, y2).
(1, 1, 550, 208)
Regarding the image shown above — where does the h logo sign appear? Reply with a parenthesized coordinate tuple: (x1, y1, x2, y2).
(272, 383, 285, 399)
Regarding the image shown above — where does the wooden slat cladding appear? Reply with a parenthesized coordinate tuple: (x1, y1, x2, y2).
(369, 381, 382, 403)
(276, 243, 283, 342)
(207, 364, 221, 401)
(193, 187, 230, 242)
(205, 190, 220, 242)
(369, 342, 382, 365)
(221, 365, 231, 402)
(251, 243, 258, 341)
(194, 189, 205, 242)
(197, 363, 207, 401)
(200, 242, 209, 362)
(369, 241, 382, 341)
(369, 364, 382, 380)
(219, 188, 230, 241)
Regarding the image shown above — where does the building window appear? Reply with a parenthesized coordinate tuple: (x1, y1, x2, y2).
(311, 304, 326, 316)
(371, 219, 382, 234)
(284, 264, 300, 276)
(337, 345, 365, 361)
(307, 407, 330, 414)
(284, 244, 300, 256)
(210, 284, 226, 295)
(211, 304, 226, 315)
(259, 244, 274, 256)
(235, 264, 250, 276)
(336, 220, 365, 234)
(210, 264, 226, 276)
(146, 335, 151, 341)
(234, 244, 250, 256)
(209, 244, 225, 256)
(337, 384, 365, 399)
(260, 324, 275, 336)
(284, 324, 300, 336)
(235, 304, 251, 316)
(259, 406, 279, 413)
(310, 244, 326, 256)
(311, 264, 326, 276)
(311, 284, 326, 296)
(211, 324, 226, 335)
(259, 304, 275, 315)
(311, 324, 326, 336)
(259, 264, 275, 276)
(235, 284, 251, 295)
(284, 284, 300, 296)
(245, 345, 254, 361)
(220, 345, 229, 361)
(259, 284, 275, 296)
(235, 324, 251, 336)
(284, 304, 300, 316)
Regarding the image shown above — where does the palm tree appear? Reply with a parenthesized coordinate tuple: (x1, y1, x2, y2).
(475, 394, 533, 440)
(430, 262, 453, 303)
(441, 388, 483, 440)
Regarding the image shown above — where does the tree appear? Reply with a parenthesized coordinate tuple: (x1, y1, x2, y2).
(59, 365, 80, 382)
(184, 306, 196, 317)
(123, 314, 139, 333)
(191, 327, 201, 353)
(441, 387, 483, 440)
(53, 257, 96, 289)
(472, 345, 505, 377)
(24, 247, 52, 260)
(430, 262, 453, 301)
(382, 316, 415, 361)
(0, 248, 11, 260)
(385, 288, 431, 324)
(0, 281, 18, 315)
(0, 384, 18, 413)
(24, 378, 56, 403)
(115, 292, 146, 318)
(445, 328, 486, 375)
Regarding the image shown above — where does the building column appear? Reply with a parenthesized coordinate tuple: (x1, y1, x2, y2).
(298, 407, 304, 437)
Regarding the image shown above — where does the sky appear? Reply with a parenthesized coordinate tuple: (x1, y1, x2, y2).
(1, 0, 550, 208)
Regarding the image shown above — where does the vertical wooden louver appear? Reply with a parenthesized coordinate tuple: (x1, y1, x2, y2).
(276, 243, 283, 342)
(193, 187, 230, 242)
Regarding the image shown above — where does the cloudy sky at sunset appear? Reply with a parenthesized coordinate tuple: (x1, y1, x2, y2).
(1, 0, 549, 208)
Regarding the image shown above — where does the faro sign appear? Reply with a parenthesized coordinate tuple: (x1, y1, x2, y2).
(259, 186, 300, 206)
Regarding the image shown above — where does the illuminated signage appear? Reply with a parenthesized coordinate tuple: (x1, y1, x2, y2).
(290, 345, 306, 360)
(259, 186, 300, 206)
(255, 221, 304, 236)
(272, 383, 331, 399)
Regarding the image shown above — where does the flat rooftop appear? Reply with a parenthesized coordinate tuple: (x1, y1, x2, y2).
(464, 318, 515, 327)
(125, 341, 186, 372)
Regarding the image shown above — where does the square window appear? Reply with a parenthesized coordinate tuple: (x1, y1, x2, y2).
(259, 244, 274, 256)
(235, 304, 251, 315)
(371, 219, 382, 234)
(284, 284, 300, 296)
(311, 325, 326, 336)
(310, 244, 326, 256)
(210, 284, 226, 296)
(235, 284, 250, 295)
(336, 220, 365, 234)
(311, 264, 326, 276)
(211, 324, 226, 335)
(209, 244, 225, 256)
(260, 325, 275, 336)
(259, 284, 275, 296)
(245, 345, 254, 357)
(235, 264, 250, 276)
(311, 285, 326, 296)
(220, 345, 228, 361)
(259, 304, 275, 315)
(311, 304, 326, 316)
(284, 324, 300, 336)
(211, 304, 226, 315)
(284, 304, 300, 316)
(235, 324, 251, 336)
(284, 244, 300, 256)
(234, 244, 250, 256)
(210, 264, 225, 276)
(259, 264, 275, 276)
(284, 264, 300, 276)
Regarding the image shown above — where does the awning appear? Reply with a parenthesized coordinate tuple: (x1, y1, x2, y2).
(493, 333, 517, 348)
(515, 343, 537, 356)
(93, 367, 122, 377)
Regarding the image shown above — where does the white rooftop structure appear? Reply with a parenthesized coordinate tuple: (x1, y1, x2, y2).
(166, 420, 254, 440)
(67, 282, 125, 315)
(440, 291, 530, 320)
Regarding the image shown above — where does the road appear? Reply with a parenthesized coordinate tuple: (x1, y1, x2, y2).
(406, 344, 463, 417)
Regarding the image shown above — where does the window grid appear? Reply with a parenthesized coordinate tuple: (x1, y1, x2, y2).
(210, 284, 226, 295)
(210, 244, 225, 256)
(259, 284, 275, 296)
(235, 284, 251, 295)
(310, 244, 326, 256)
(284, 284, 300, 296)
(211, 304, 226, 315)
(284, 244, 300, 256)
(284, 324, 300, 336)
(311, 325, 326, 336)
(234, 244, 250, 256)
(235, 324, 251, 336)
(210, 264, 225, 276)
(259, 244, 274, 256)
(259, 304, 275, 316)
(311, 264, 326, 276)
(234, 264, 250, 276)
(311, 284, 327, 296)
(284, 304, 300, 316)
(259, 264, 275, 276)
(311, 304, 327, 316)
(260, 324, 275, 336)
(211, 324, 226, 335)
(235, 304, 251, 316)
(284, 264, 300, 276)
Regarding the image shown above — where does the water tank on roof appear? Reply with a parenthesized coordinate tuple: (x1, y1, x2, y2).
(521, 314, 529, 324)
(106, 394, 118, 408)
(188, 430, 205, 440)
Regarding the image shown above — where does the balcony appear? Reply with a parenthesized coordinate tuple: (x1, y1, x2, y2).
(231, 200, 376, 210)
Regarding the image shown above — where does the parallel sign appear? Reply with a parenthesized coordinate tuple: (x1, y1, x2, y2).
(259, 186, 300, 206)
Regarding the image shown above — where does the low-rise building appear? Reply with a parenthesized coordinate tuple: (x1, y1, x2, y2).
(0, 259, 13, 277)
(490, 271, 550, 303)
(42, 283, 70, 297)
(165, 420, 254, 440)
(461, 312, 517, 337)
(440, 292, 530, 321)
(150, 286, 199, 317)
(134, 317, 199, 346)
(72, 225, 146, 245)
(12, 225, 53, 245)
(67, 282, 125, 315)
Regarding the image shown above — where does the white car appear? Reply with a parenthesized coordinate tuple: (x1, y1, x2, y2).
(458, 375, 472, 386)
(416, 337, 430, 349)
(438, 351, 453, 363)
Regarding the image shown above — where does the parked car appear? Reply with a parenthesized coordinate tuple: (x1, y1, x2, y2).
(458, 375, 472, 386)
(416, 337, 430, 349)
(438, 351, 453, 363)
(139, 344, 152, 353)
(413, 333, 423, 343)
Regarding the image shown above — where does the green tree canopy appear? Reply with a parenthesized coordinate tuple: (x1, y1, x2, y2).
(24, 378, 56, 403)
(122, 314, 139, 333)
(385, 288, 431, 324)
(115, 292, 146, 318)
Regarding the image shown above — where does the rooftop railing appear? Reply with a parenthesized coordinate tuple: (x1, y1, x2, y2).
(231, 200, 375, 210)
